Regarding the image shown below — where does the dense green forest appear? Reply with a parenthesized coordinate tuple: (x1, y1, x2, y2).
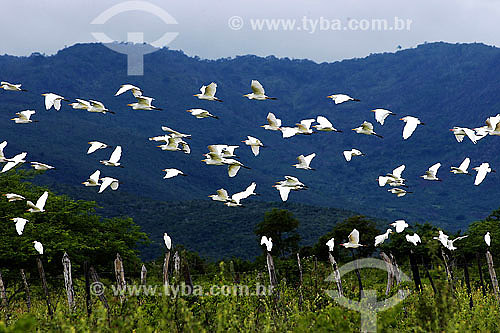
(1, 42, 500, 261)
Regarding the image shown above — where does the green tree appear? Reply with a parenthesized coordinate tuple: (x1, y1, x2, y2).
(255, 208, 300, 257)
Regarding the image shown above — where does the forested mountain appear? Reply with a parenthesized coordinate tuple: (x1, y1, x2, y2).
(1, 42, 499, 260)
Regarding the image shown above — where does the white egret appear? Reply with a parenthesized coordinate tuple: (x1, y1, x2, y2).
(326, 238, 335, 252)
(12, 217, 28, 235)
(313, 116, 341, 132)
(293, 153, 316, 170)
(485, 232, 491, 247)
(223, 159, 250, 178)
(421, 163, 442, 181)
(27, 191, 48, 213)
(82, 170, 101, 187)
(42, 93, 69, 111)
(472, 162, 495, 185)
(326, 94, 360, 104)
(128, 96, 162, 110)
(375, 229, 393, 246)
(33, 241, 44, 255)
(87, 141, 112, 154)
(261, 112, 281, 131)
(371, 109, 395, 125)
(164, 233, 172, 250)
(243, 80, 276, 100)
(450, 157, 471, 175)
(88, 100, 114, 114)
(388, 188, 412, 197)
(98, 177, 120, 193)
(280, 127, 300, 138)
(209, 188, 230, 202)
(260, 236, 273, 251)
(115, 84, 143, 97)
(352, 121, 383, 138)
(11, 110, 37, 124)
(1, 81, 27, 91)
(2, 152, 27, 173)
(30, 162, 55, 171)
(207, 145, 239, 158)
(343, 149, 364, 162)
(296, 119, 315, 135)
(386, 165, 406, 183)
(226, 182, 258, 207)
(161, 126, 191, 139)
(162, 168, 186, 179)
(449, 127, 479, 144)
(242, 136, 264, 156)
(4, 193, 25, 202)
(400, 116, 424, 140)
(157, 137, 186, 152)
(406, 233, 421, 246)
(69, 99, 91, 110)
(340, 229, 363, 248)
(100, 146, 123, 167)
(390, 220, 409, 233)
(194, 82, 222, 102)
(0, 141, 7, 162)
(186, 108, 218, 119)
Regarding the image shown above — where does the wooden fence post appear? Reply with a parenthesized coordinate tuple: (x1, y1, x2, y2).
(462, 256, 473, 308)
(477, 254, 486, 296)
(20, 269, 31, 312)
(89, 266, 110, 310)
(36, 256, 53, 317)
(182, 252, 193, 294)
(421, 255, 437, 294)
(486, 251, 500, 301)
(62, 252, 75, 311)
(409, 250, 422, 292)
(141, 264, 147, 286)
(0, 271, 7, 307)
(266, 252, 277, 291)
(328, 252, 344, 297)
(114, 253, 126, 302)
(296, 253, 303, 286)
(441, 249, 455, 290)
(163, 251, 171, 286)
(380, 252, 394, 295)
(84, 262, 92, 317)
(173, 251, 180, 280)
(349, 249, 364, 300)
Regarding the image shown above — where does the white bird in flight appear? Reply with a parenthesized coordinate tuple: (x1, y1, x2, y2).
(82, 170, 101, 187)
(388, 188, 412, 197)
(472, 162, 495, 185)
(406, 233, 421, 246)
(340, 229, 363, 248)
(293, 153, 316, 170)
(243, 80, 277, 100)
(375, 229, 393, 246)
(295, 119, 315, 135)
(260, 236, 273, 252)
(261, 112, 281, 131)
(115, 84, 143, 97)
(88, 100, 114, 114)
(371, 109, 395, 125)
(11, 110, 38, 124)
(209, 188, 230, 202)
(69, 99, 92, 110)
(30, 162, 55, 171)
(164, 232, 172, 250)
(313, 116, 341, 132)
(100, 146, 123, 167)
(242, 136, 264, 156)
(194, 82, 222, 102)
(27, 191, 48, 213)
(450, 157, 470, 175)
(42, 93, 69, 111)
(161, 126, 191, 139)
(326, 94, 360, 104)
(33, 241, 44, 255)
(449, 127, 479, 144)
(2, 152, 27, 173)
(1, 81, 27, 91)
(400, 116, 424, 140)
(0, 141, 8, 162)
(186, 108, 218, 119)
(4, 193, 25, 202)
(421, 163, 442, 181)
(390, 220, 409, 233)
(343, 149, 364, 162)
(225, 182, 258, 207)
(162, 168, 187, 179)
(87, 141, 112, 154)
(352, 121, 383, 138)
(128, 96, 162, 110)
(12, 217, 28, 235)
(98, 177, 120, 193)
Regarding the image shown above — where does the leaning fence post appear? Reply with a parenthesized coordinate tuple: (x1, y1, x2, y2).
(36, 256, 53, 317)
(486, 250, 500, 301)
(380, 252, 394, 295)
(89, 266, 110, 311)
(173, 251, 180, 280)
(409, 250, 422, 292)
(163, 251, 171, 286)
(141, 264, 147, 286)
(0, 271, 7, 307)
(114, 253, 126, 302)
(441, 249, 455, 290)
(182, 251, 193, 294)
(62, 252, 75, 311)
(266, 252, 277, 290)
(328, 251, 344, 297)
(462, 256, 473, 308)
(20, 269, 31, 312)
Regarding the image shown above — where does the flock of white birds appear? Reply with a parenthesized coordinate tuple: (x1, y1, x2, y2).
(0, 78, 496, 256)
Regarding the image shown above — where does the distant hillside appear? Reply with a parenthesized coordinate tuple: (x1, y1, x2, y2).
(1, 41, 499, 251)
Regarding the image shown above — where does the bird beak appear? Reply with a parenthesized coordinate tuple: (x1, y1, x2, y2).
(370, 110, 375, 112)
(186, 110, 191, 112)
(326, 95, 332, 98)
(351, 128, 356, 131)
(399, 118, 404, 120)
(127, 103, 133, 106)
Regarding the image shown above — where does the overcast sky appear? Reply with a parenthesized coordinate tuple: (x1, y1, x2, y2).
(3, 0, 500, 62)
